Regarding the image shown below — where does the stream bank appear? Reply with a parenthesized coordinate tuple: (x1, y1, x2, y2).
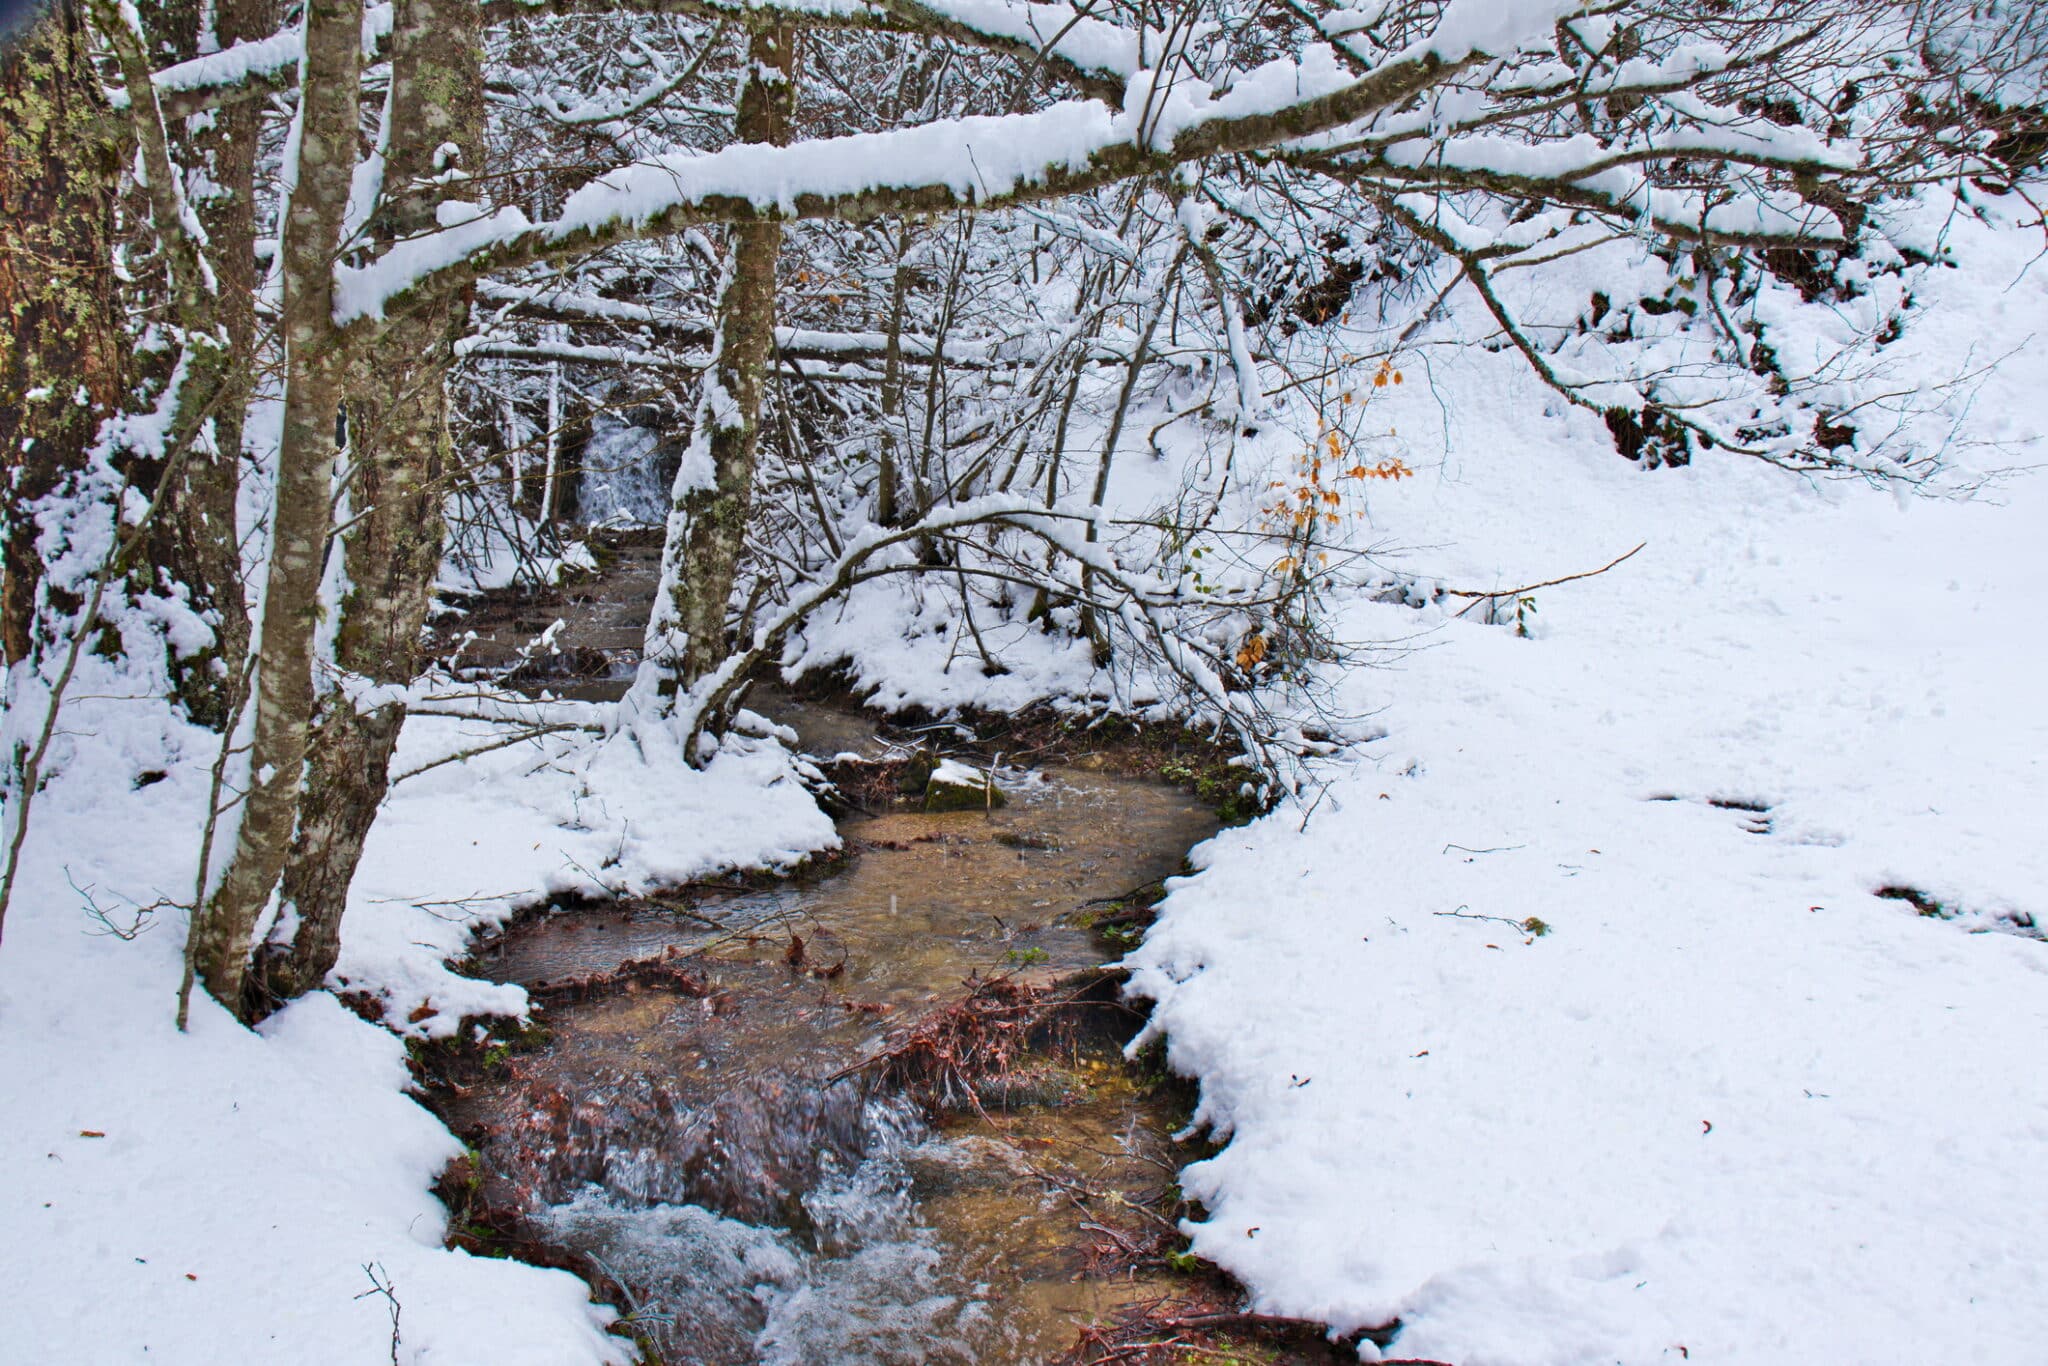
(411, 557, 1386, 1364)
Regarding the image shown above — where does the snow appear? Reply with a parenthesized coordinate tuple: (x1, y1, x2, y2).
(334, 100, 1122, 322)
(1124, 45, 1356, 150)
(906, 0, 1146, 81)
(0, 729, 611, 1362)
(0, 690, 834, 1361)
(3, 976, 628, 1365)
(1425, 0, 1583, 63)
(137, 25, 304, 99)
(1123, 203, 2048, 1363)
(928, 756, 990, 790)
(336, 713, 837, 1029)
(134, 4, 392, 103)
(333, 0, 1649, 326)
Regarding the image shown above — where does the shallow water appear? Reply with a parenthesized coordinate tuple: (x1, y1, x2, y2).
(431, 533, 663, 699)
(446, 697, 1218, 1364)
(486, 766, 1211, 1005)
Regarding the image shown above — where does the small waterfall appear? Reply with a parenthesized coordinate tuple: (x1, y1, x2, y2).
(478, 1066, 885, 1229)
(575, 413, 674, 527)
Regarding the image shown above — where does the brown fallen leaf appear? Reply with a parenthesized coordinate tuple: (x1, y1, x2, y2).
(78, 1130, 105, 1139)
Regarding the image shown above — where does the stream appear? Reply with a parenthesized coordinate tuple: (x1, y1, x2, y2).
(425, 554, 1227, 1364)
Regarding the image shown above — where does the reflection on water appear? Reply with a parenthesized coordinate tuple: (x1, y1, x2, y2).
(487, 767, 1211, 1004)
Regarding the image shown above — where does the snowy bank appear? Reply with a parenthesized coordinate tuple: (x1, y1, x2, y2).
(0, 705, 835, 1364)
(1127, 210, 2048, 1363)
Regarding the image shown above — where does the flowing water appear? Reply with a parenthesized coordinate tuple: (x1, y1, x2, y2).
(436, 653, 1222, 1361)
(429, 531, 665, 698)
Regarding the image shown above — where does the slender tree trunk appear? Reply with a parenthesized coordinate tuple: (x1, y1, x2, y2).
(876, 219, 914, 527)
(1080, 249, 1184, 659)
(651, 24, 796, 697)
(253, 0, 482, 1005)
(158, 0, 276, 728)
(191, 0, 364, 1012)
(69, 0, 243, 731)
(254, 701, 404, 998)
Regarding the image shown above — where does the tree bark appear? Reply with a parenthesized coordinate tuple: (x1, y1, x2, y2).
(253, 0, 483, 1005)
(648, 24, 796, 699)
(254, 700, 404, 1000)
(876, 219, 914, 527)
(157, 0, 277, 728)
(86, 0, 254, 730)
(191, 0, 365, 1012)
(0, 0, 123, 666)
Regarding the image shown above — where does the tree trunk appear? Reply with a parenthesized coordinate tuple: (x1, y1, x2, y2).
(252, 0, 481, 1006)
(253, 700, 404, 1000)
(0, 0, 123, 666)
(876, 219, 914, 528)
(60, 0, 257, 731)
(646, 24, 796, 704)
(155, 0, 277, 728)
(191, 0, 365, 1012)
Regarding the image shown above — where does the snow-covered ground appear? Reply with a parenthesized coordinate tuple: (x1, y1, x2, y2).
(1128, 205, 2048, 1364)
(0, 711, 833, 1365)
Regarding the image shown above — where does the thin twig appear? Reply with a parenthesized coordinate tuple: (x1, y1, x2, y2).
(1442, 542, 1647, 615)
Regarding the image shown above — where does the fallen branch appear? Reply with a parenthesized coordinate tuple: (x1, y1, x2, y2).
(389, 724, 586, 785)
(1432, 904, 1546, 939)
(1443, 542, 1646, 617)
(526, 944, 715, 1005)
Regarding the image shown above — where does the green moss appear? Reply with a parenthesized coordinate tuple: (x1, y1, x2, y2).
(1159, 755, 1262, 825)
(923, 772, 1004, 812)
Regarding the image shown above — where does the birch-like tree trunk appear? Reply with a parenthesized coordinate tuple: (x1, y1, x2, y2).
(155, 0, 277, 728)
(650, 24, 796, 698)
(190, 0, 365, 1012)
(875, 219, 915, 528)
(255, 0, 483, 1004)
